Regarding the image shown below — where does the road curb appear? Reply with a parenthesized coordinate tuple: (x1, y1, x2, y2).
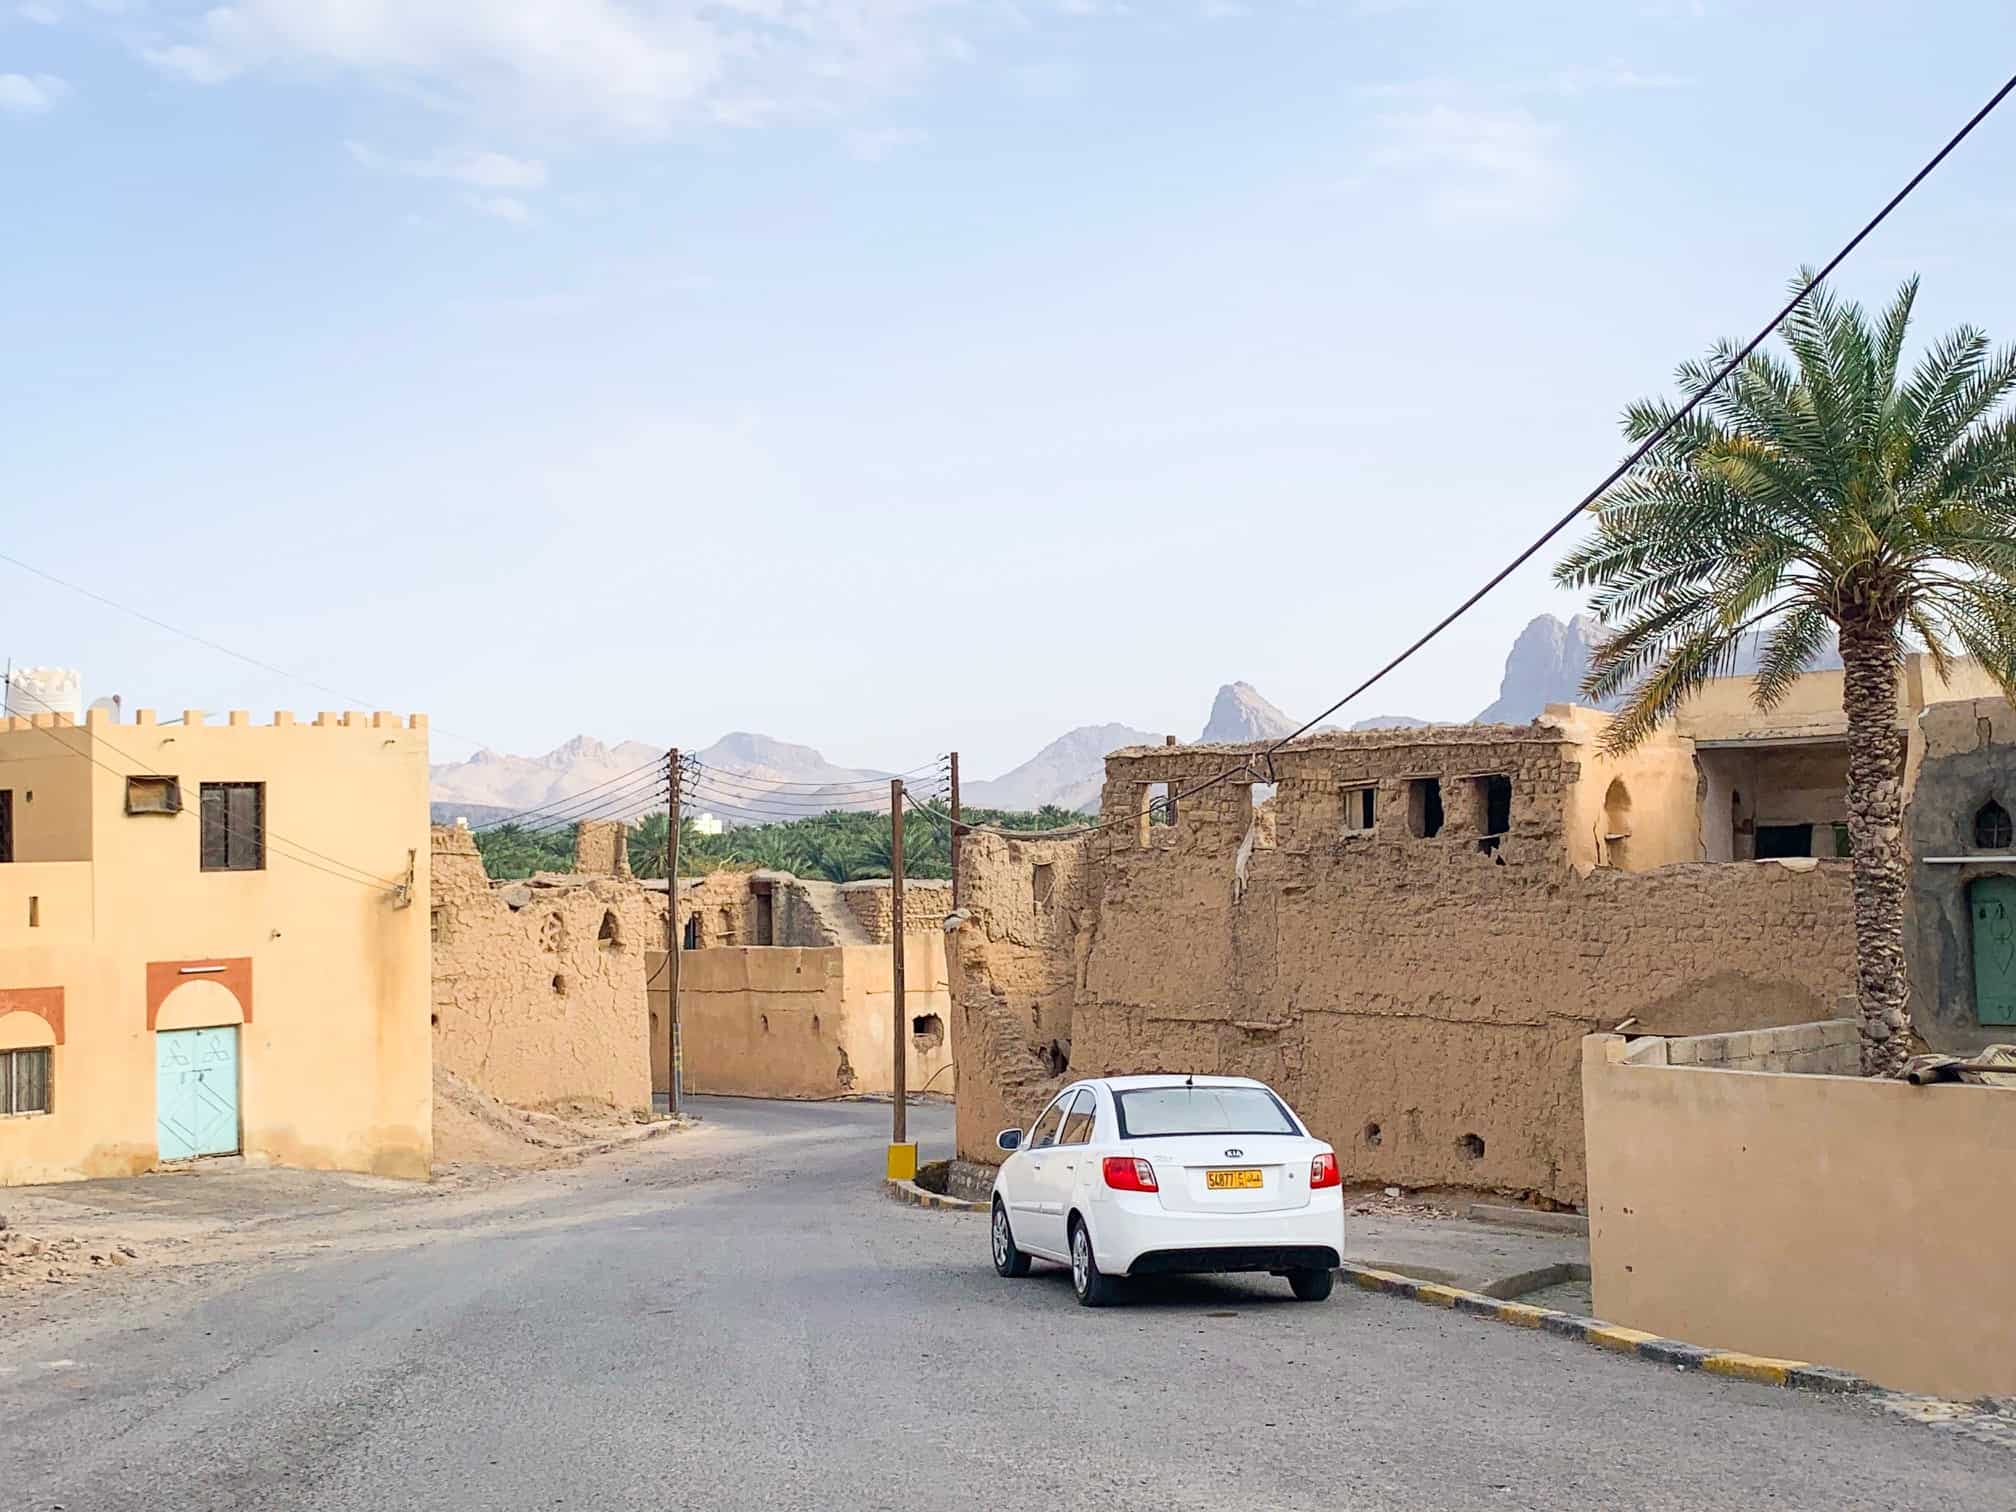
(883, 1177, 986, 1213)
(1340, 1264, 1884, 1398)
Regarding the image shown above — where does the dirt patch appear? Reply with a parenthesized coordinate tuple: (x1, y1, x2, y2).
(0, 1218, 140, 1292)
(432, 1067, 655, 1168)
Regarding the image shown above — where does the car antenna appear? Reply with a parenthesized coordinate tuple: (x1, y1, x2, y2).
(1185, 1074, 1193, 1088)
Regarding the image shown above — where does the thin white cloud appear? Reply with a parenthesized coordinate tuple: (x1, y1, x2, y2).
(464, 192, 532, 224)
(1199, 0, 1251, 17)
(1546, 60, 1693, 95)
(126, 1, 977, 139)
(845, 124, 927, 161)
(1370, 105, 1569, 223)
(347, 140, 547, 190)
(0, 71, 68, 113)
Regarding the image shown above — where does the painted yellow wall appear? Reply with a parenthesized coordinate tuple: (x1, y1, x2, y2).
(1583, 1034, 2016, 1399)
(0, 728, 95, 862)
(1549, 708, 1701, 870)
(653, 935, 953, 1101)
(0, 708, 432, 1186)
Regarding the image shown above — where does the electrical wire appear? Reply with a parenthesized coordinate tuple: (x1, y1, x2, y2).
(679, 756, 946, 792)
(487, 775, 670, 832)
(912, 67, 2016, 847)
(469, 757, 671, 832)
(0, 550, 491, 747)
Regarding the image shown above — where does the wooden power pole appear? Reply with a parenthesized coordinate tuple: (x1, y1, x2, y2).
(948, 751, 962, 912)
(664, 748, 684, 1120)
(890, 777, 907, 1149)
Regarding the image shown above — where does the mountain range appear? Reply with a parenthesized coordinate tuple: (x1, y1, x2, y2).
(430, 613, 1843, 825)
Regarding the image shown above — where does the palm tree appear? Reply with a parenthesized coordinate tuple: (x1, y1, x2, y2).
(1554, 272, 2016, 1076)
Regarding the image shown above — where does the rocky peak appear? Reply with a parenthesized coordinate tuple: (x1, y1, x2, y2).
(1200, 682, 1298, 744)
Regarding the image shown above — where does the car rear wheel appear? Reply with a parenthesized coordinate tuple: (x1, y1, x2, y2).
(1069, 1218, 1120, 1307)
(1288, 1267, 1335, 1302)
(991, 1200, 1031, 1278)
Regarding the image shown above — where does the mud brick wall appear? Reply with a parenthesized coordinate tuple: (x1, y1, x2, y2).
(952, 727, 1856, 1206)
(840, 880, 954, 943)
(430, 825, 661, 1115)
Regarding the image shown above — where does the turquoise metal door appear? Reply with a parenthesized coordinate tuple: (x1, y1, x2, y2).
(156, 1026, 241, 1161)
(1973, 876, 2016, 1026)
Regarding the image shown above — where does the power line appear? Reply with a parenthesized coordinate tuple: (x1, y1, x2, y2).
(921, 67, 2016, 847)
(0, 551, 487, 747)
(469, 757, 670, 832)
(680, 756, 947, 792)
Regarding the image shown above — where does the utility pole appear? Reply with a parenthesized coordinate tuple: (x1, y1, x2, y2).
(890, 777, 907, 1150)
(664, 748, 684, 1121)
(948, 751, 962, 912)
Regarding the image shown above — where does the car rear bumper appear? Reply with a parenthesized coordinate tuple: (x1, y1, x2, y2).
(1091, 1192, 1345, 1277)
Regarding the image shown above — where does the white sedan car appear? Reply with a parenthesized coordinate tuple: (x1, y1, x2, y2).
(989, 1074, 1345, 1306)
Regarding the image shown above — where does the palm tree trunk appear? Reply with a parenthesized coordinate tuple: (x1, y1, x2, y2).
(1838, 615, 1911, 1075)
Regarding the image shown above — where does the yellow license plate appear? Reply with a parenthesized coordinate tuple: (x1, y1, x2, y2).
(1206, 1168, 1264, 1191)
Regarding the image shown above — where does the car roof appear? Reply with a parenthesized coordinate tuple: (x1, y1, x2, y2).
(1087, 1074, 1270, 1091)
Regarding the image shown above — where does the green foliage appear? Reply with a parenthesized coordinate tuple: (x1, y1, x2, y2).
(1554, 270, 2016, 751)
(472, 823, 577, 881)
(478, 800, 1090, 882)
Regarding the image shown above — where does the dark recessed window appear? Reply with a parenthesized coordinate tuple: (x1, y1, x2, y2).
(1, 1047, 51, 1115)
(1976, 801, 2013, 850)
(199, 782, 265, 872)
(0, 789, 11, 864)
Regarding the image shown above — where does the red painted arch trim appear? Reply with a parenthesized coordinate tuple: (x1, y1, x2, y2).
(0, 986, 64, 1045)
(146, 958, 253, 1031)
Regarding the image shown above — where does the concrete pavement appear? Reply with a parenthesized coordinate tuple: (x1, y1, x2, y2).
(2, 1096, 2007, 1511)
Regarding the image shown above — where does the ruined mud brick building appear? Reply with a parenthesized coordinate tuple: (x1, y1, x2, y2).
(950, 719, 1861, 1207)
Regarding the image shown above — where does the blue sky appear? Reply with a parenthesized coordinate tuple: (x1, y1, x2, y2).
(4, 2, 2014, 776)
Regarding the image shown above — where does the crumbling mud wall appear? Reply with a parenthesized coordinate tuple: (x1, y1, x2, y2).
(952, 726, 1856, 1205)
(649, 936, 953, 1099)
(430, 825, 660, 1115)
(946, 832, 1090, 1164)
(841, 880, 954, 942)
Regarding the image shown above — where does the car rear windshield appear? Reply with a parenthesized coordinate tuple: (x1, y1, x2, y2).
(1113, 1086, 1299, 1139)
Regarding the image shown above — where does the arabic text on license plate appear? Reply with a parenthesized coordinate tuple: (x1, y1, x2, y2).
(1206, 1168, 1263, 1191)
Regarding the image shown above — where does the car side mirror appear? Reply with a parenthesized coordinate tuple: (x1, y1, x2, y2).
(996, 1128, 1023, 1152)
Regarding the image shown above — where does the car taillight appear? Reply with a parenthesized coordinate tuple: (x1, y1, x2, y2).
(1310, 1152, 1341, 1189)
(1102, 1156, 1158, 1192)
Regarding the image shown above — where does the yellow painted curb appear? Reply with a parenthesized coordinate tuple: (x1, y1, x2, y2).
(1414, 1283, 1466, 1308)
(1351, 1269, 1413, 1292)
(1589, 1325, 1665, 1354)
(1703, 1352, 1802, 1386)
(1493, 1302, 1555, 1328)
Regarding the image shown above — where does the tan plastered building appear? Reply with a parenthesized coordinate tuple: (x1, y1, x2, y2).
(0, 706, 432, 1186)
(1584, 1030, 2016, 1399)
(949, 658, 2013, 1206)
(649, 874, 955, 1101)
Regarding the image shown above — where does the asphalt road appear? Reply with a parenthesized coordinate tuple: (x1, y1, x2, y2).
(3, 1097, 2007, 1512)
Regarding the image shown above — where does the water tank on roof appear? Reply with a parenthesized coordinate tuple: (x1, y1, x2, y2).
(4, 665, 82, 721)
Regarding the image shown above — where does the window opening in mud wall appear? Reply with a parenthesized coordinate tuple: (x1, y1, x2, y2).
(1341, 784, 1376, 835)
(1137, 783, 1174, 846)
(1407, 778, 1443, 839)
(1475, 775, 1512, 854)
(911, 1014, 944, 1052)
(1032, 862, 1055, 909)
(754, 887, 775, 946)
(1755, 824, 1814, 860)
(597, 909, 622, 948)
(1602, 778, 1631, 866)
(683, 915, 700, 950)
(1975, 799, 2013, 850)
